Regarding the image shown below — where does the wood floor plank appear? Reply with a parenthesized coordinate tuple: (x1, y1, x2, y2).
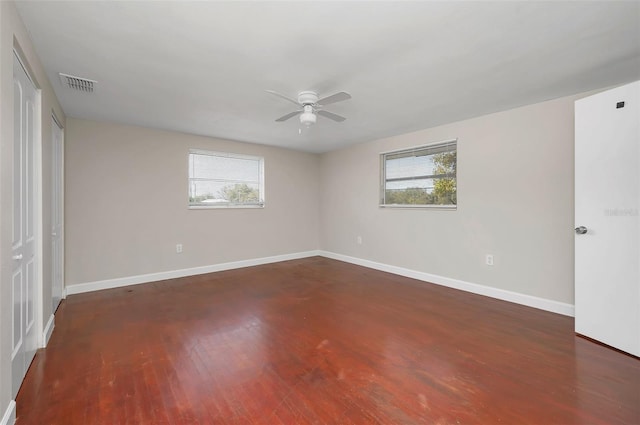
(16, 257, 640, 424)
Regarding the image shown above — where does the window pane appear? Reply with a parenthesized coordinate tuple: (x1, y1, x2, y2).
(381, 141, 457, 207)
(386, 178, 435, 192)
(188, 150, 264, 208)
(386, 155, 435, 180)
(190, 154, 260, 182)
(384, 178, 456, 205)
(189, 181, 261, 204)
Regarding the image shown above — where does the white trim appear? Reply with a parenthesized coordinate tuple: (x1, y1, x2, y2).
(51, 114, 65, 312)
(35, 84, 44, 351)
(189, 148, 261, 161)
(378, 204, 457, 210)
(13, 50, 34, 86)
(42, 314, 55, 347)
(188, 204, 265, 210)
(1, 400, 16, 425)
(318, 251, 575, 317)
(379, 138, 458, 155)
(66, 251, 321, 295)
(51, 110, 63, 129)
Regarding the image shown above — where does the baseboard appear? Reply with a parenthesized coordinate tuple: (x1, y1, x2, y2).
(42, 313, 55, 347)
(63, 249, 574, 317)
(1, 400, 15, 425)
(66, 250, 321, 295)
(318, 251, 575, 317)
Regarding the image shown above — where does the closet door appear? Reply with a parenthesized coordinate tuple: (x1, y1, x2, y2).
(12, 52, 39, 396)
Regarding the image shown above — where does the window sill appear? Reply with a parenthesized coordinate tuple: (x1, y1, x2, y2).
(379, 204, 457, 210)
(189, 204, 265, 210)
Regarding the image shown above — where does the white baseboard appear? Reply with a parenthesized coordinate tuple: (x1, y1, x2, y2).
(42, 313, 55, 347)
(66, 250, 321, 295)
(318, 251, 575, 317)
(1, 400, 15, 425)
(63, 249, 574, 317)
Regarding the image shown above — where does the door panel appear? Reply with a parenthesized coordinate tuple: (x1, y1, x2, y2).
(575, 81, 640, 356)
(26, 99, 34, 240)
(12, 270, 22, 358)
(26, 260, 35, 333)
(12, 80, 22, 248)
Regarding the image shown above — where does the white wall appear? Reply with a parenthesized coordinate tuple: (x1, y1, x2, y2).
(320, 93, 585, 305)
(0, 1, 65, 420)
(65, 118, 320, 286)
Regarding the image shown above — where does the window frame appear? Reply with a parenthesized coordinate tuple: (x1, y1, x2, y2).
(188, 149, 265, 209)
(379, 139, 457, 210)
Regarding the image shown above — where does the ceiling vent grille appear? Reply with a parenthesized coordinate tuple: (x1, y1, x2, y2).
(59, 73, 96, 93)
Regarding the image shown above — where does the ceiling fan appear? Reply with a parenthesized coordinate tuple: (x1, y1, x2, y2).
(266, 90, 351, 127)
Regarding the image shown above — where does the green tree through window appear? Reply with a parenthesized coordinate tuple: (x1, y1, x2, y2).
(218, 183, 259, 203)
(433, 151, 457, 205)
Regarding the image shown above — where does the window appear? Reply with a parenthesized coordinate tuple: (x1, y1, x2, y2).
(380, 140, 457, 208)
(188, 149, 264, 208)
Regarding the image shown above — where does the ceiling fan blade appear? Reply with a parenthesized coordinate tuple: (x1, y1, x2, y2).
(266, 90, 300, 106)
(317, 110, 346, 122)
(275, 110, 302, 122)
(317, 91, 351, 106)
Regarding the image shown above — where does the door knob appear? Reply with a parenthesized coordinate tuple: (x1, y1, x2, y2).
(12, 254, 23, 260)
(575, 226, 588, 235)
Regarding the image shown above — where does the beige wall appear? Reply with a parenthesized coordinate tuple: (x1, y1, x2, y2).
(320, 93, 583, 305)
(65, 118, 320, 286)
(0, 0, 66, 415)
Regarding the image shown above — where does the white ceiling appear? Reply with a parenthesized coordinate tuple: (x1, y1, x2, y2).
(16, 1, 640, 153)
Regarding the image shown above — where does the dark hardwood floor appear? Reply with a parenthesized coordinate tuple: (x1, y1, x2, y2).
(16, 257, 640, 424)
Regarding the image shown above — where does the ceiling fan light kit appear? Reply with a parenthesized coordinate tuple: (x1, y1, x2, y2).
(267, 89, 351, 128)
(300, 105, 316, 126)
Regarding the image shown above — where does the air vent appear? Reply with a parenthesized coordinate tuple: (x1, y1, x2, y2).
(59, 73, 96, 93)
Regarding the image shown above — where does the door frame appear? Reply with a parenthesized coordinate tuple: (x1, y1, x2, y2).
(51, 112, 65, 309)
(12, 48, 44, 370)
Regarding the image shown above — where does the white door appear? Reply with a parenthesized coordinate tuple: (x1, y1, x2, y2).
(12, 53, 39, 396)
(575, 81, 640, 356)
(51, 117, 64, 311)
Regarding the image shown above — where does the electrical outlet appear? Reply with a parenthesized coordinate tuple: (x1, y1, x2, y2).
(176, 244, 183, 254)
(485, 254, 494, 266)
(357, 236, 363, 245)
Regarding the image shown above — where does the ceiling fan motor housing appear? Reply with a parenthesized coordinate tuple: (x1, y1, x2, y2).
(298, 91, 319, 106)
